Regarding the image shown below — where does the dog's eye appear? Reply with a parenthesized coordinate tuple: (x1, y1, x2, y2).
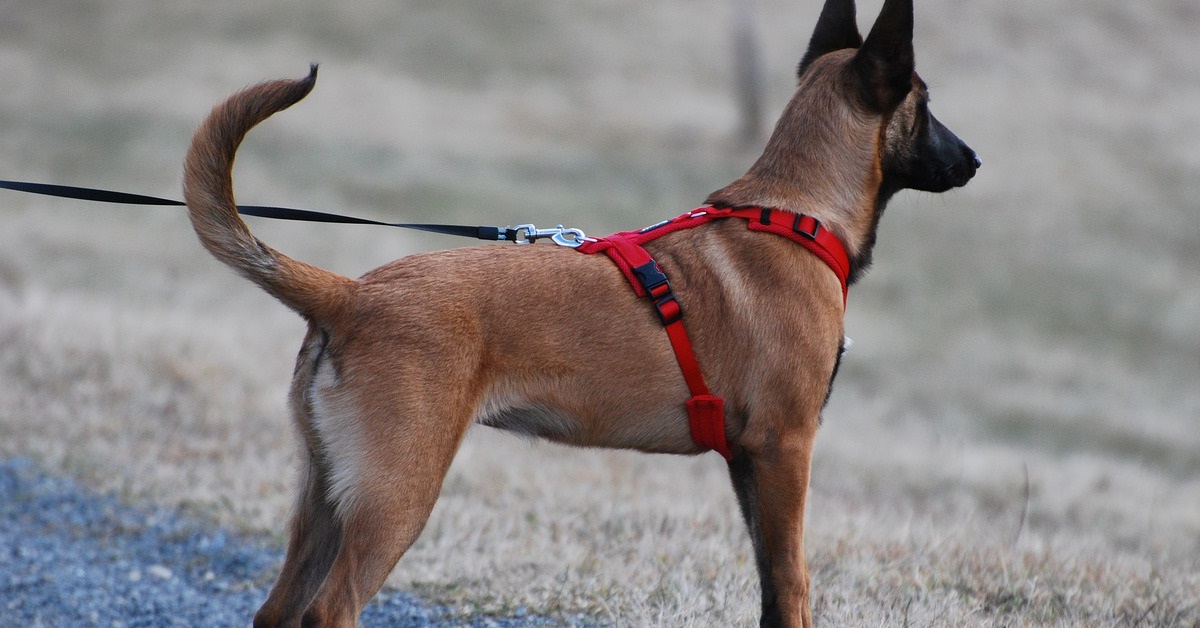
(909, 113, 923, 138)
(910, 102, 930, 138)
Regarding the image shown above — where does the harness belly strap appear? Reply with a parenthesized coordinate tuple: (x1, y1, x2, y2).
(575, 206, 850, 460)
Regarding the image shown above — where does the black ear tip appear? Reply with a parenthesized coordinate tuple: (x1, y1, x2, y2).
(800, 0, 864, 77)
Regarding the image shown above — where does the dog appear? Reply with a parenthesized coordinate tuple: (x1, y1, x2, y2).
(182, 0, 978, 625)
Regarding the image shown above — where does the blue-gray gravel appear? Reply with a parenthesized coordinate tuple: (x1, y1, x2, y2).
(0, 458, 584, 627)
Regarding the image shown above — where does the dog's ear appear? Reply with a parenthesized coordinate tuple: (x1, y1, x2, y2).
(851, 0, 915, 112)
(798, 0, 863, 78)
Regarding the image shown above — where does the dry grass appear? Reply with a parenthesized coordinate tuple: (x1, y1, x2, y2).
(1, 0, 1198, 625)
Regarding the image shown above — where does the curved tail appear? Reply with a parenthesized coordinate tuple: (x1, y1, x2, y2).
(183, 65, 354, 321)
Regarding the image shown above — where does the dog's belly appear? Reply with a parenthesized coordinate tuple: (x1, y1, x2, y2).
(476, 403, 581, 441)
(471, 392, 697, 454)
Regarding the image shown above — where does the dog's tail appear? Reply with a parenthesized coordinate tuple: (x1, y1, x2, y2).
(183, 65, 353, 321)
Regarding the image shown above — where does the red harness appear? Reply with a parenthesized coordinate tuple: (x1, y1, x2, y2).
(575, 206, 850, 460)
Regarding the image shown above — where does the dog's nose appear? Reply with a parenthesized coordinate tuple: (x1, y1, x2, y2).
(963, 145, 981, 170)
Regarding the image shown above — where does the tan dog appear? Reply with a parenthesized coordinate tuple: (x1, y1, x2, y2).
(183, 0, 978, 625)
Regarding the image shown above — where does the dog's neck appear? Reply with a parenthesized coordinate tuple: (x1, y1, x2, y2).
(706, 57, 891, 285)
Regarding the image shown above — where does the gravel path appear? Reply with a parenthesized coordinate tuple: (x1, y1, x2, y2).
(0, 458, 577, 627)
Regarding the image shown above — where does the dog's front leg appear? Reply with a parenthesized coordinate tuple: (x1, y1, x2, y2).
(729, 423, 818, 628)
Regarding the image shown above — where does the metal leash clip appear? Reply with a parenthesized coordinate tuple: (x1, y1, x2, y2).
(508, 224, 589, 248)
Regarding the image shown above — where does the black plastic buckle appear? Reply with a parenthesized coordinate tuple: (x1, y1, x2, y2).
(632, 261, 683, 325)
(792, 214, 821, 240)
(632, 261, 670, 295)
(653, 295, 683, 326)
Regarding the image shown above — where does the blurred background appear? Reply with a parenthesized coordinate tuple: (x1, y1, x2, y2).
(1, 0, 1197, 624)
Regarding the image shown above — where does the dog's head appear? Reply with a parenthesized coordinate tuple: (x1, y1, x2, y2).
(797, 0, 980, 195)
(708, 0, 980, 280)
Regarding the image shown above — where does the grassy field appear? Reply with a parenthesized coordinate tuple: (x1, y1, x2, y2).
(2, 0, 1198, 625)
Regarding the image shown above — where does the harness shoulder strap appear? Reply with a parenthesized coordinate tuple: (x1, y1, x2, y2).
(578, 231, 733, 460)
(575, 206, 850, 460)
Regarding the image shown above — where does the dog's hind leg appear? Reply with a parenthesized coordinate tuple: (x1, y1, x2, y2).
(299, 392, 477, 627)
(730, 417, 819, 628)
(253, 454, 344, 627)
(254, 329, 346, 627)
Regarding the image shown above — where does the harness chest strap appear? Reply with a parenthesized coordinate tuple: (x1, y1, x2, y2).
(576, 206, 851, 460)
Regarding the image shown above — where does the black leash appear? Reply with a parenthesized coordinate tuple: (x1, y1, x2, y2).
(0, 179, 526, 242)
